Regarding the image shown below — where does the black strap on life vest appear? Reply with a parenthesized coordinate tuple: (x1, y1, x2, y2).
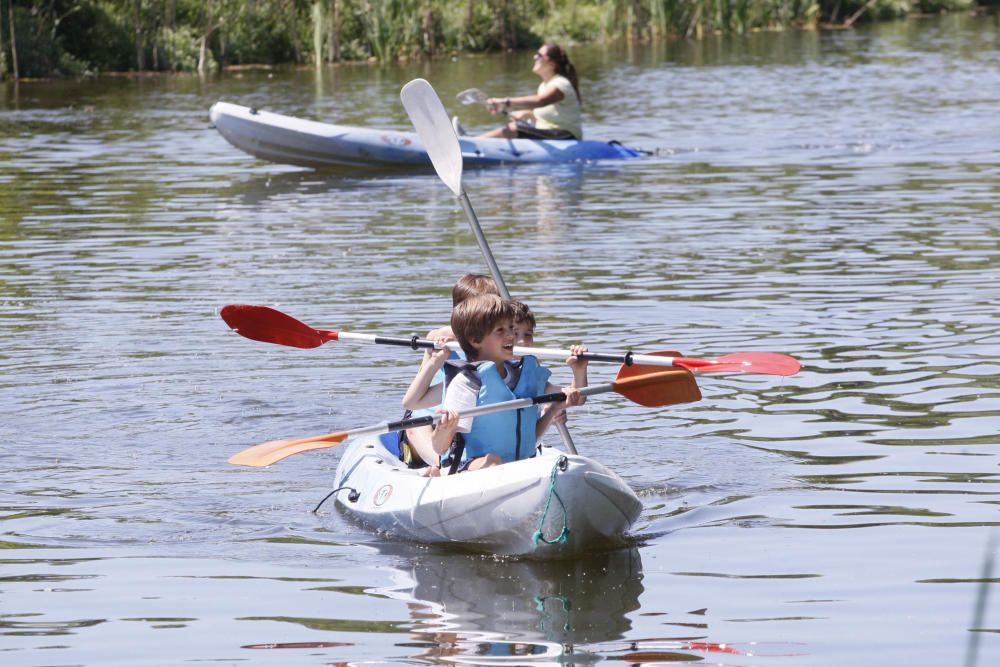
(441, 359, 529, 470)
(447, 433, 466, 476)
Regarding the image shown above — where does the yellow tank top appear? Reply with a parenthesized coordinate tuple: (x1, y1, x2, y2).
(533, 75, 582, 140)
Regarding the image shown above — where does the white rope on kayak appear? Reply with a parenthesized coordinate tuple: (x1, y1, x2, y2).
(533, 456, 570, 546)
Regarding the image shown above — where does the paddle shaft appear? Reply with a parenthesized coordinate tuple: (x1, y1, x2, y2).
(458, 190, 580, 453)
(227, 363, 698, 467)
(352, 385, 606, 440)
(223, 303, 798, 375)
(337, 331, 720, 371)
(401, 79, 580, 454)
(456, 88, 510, 117)
(458, 192, 510, 301)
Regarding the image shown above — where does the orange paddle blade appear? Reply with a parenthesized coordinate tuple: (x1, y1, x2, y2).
(613, 358, 701, 407)
(228, 431, 349, 467)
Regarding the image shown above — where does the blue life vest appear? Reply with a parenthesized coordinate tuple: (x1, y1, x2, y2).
(446, 355, 551, 463)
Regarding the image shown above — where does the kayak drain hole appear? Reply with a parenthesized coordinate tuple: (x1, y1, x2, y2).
(312, 486, 360, 513)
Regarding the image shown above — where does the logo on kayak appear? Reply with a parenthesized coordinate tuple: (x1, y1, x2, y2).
(381, 135, 411, 147)
(373, 484, 393, 506)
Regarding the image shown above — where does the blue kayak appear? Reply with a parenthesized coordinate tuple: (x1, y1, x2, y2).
(209, 101, 644, 169)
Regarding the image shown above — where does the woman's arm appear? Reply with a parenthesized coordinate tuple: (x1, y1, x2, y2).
(487, 84, 564, 113)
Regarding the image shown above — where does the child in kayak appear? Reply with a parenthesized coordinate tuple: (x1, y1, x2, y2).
(403, 294, 585, 472)
(510, 299, 580, 439)
(411, 294, 587, 473)
(398, 274, 500, 468)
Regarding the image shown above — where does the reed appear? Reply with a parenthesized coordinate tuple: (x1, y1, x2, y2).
(0, 0, 982, 78)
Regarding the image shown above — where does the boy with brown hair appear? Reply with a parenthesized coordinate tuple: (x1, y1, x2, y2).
(397, 274, 499, 468)
(406, 294, 586, 473)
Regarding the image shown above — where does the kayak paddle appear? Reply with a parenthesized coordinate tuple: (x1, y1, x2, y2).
(220, 303, 801, 376)
(456, 88, 489, 107)
(456, 88, 511, 115)
(401, 78, 508, 301)
(401, 77, 583, 453)
(227, 364, 701, 467)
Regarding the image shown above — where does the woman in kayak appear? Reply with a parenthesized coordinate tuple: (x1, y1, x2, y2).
(479, 43, 583, 141)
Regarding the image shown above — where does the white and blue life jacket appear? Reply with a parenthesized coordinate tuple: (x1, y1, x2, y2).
(444, 355, 551, 464)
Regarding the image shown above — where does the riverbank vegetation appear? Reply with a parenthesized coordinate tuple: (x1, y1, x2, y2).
(0, 0, 987, 79)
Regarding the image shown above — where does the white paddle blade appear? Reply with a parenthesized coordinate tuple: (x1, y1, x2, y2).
(401, 78, 464, 197)
(456, 88, 488, 106)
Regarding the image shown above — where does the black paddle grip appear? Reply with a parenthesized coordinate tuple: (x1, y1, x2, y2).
(373, 335, 437, 350)
(532, 391, 569, 405)
(387, 415, 435, 431)
(578, 351, 632, 365)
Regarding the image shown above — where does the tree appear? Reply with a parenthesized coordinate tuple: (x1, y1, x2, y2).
(327, 0, 340, 61)
(7, 0, 18, 80)
(199, 0, 222, 73)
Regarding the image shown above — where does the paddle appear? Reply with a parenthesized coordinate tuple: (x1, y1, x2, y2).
(401, 79, 507, 295)
(456, 88, 489, 107)
(400, 78, 582, 453)
(220, 303, 801, 376)
(228, 364, 701, 467)
(456, 87, 508, 115)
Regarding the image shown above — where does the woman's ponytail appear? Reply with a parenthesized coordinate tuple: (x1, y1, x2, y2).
(542, 43, 581, 106)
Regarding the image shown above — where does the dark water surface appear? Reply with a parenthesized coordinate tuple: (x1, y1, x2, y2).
(3, 14, 999, 666)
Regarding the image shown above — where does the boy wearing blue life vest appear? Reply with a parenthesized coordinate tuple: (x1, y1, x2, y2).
(510, 300, 578, 439)
(399, 274, 500, 468)
(410, 294, 587, 473)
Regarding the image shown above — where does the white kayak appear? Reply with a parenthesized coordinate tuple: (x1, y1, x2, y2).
(209, 101, 645, 169)
(331, 433, 643, 558)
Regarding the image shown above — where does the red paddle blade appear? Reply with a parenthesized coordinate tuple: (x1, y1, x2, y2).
(221, 304, 338, 349)
(614, 360, 702, 407)
(229, 431, 350, 467)
(675, 352, 801, 376)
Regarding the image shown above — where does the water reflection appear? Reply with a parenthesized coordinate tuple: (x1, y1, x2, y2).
(372, 544, 791, 664)
(380, 547, 643, 664)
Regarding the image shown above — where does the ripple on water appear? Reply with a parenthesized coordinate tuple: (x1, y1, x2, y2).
(2, 15, 1000, 665)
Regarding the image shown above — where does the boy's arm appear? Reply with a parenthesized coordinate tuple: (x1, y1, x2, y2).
(402, 355, 447, 410)
(432, 373, 479, 455)
(441, 372, 479, 434)
(567, 344, 589, 389)
(401, 331, 454, 410)
(535, 345, 589, 442)
(535, 402, 559, 442)
(431, 410, 460, 455)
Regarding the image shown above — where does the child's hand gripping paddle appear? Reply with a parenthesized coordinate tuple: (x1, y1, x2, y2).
(227, 364, 701, 467)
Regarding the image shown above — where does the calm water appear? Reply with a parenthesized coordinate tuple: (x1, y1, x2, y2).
(3, 13, 999, 666)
